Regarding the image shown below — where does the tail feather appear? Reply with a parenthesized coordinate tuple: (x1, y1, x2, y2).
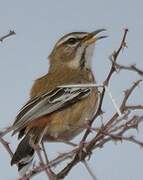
(11, 135, 34, 175)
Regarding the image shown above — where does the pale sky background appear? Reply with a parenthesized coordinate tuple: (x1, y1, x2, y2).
(0, 0, 143, 180)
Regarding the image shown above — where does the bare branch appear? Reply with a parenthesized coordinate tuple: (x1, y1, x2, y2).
(36, 146, 57, 180)
(121, 80, 142, 110)
(83, 161, 98, 180)
(125, 105, 143, 110)
(114, 62, 143, 76)
(0, 137, 13, 158)
(0, 30, 16, 42)
(0, 125, 14, 137)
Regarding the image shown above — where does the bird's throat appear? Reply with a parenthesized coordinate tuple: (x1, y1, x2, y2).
(79, 48, 86, 69)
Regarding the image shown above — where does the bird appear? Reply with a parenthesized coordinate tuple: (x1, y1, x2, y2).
(11, 29, 107, 175)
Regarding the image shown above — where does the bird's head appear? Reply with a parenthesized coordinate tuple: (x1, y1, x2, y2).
(49, 29, 107, 70)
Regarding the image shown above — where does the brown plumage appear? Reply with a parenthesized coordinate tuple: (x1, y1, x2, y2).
(11, 29, 106, 175)
(28, 68, 98, 141)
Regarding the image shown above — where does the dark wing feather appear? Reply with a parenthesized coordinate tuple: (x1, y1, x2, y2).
(12, 87, 91, 135)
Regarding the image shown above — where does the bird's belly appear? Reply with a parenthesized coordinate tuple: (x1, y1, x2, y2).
(43, 90, 98, 141)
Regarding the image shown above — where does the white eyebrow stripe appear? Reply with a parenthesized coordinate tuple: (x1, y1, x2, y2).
(56, 35, 76, 46)
(56, 33, 88, 47)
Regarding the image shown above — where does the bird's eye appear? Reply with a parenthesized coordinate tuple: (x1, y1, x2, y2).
(67, 37, 78, 45)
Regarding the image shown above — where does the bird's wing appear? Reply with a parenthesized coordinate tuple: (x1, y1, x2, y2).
(12, 87, 91, 135)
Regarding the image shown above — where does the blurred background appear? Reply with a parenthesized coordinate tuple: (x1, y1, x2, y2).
(0, 0, 143, 179)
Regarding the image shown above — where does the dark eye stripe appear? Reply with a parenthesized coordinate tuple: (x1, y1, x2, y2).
(67, 37, 78, 44)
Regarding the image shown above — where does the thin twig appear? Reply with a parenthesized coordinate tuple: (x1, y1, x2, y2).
(83, 161, 98, 180)
(114, 62, 143, 76)
(125, 105, 143, 110)
(41, 142, 49, 165)
(58, 83, 103, 88)
(0, 30, 16, 42)
(105, 85, 122, 117)
(0, 125, 15, 137)
(0, 137, 13, 158)
(121, 80, 142, 110)
(37, 145, 58, 180)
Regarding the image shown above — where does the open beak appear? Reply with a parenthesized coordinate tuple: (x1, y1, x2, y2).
(83, 29, 107, 45)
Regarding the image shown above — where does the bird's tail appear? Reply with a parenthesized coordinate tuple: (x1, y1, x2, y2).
(11, 134, 34, 176)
